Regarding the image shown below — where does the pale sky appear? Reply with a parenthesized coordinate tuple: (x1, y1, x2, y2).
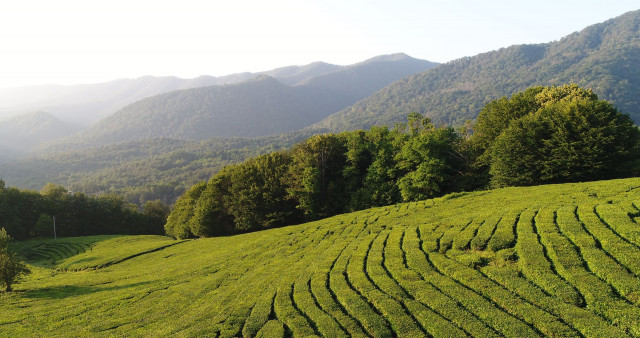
(0, 0, 638, 88)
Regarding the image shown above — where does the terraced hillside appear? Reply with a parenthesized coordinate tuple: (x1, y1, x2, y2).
(3, 178, 640, 336)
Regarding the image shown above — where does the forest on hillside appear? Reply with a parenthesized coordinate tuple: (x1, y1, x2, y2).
(0, 132, 317, 206)
(314, 10, 640, 131)
(166, 84, 640, 239)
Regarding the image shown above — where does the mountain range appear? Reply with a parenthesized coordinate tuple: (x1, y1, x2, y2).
(0, 61, 342, 126)
(46, 54, 436, 149)
(1, 10, 639, 204)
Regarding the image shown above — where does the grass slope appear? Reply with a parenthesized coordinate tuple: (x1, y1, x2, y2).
(4, 178, 640, 336)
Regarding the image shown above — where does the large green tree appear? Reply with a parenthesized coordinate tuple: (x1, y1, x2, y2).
(342, 126, 403, 211)
(190, 171, 234, 237)
(0, 228, 30, 292)
(287, 134, 347, 220)
(395, 116, 465, 201)
(164, 182, 206, 239)
(477, 84, 640, 187)
(225, 152, 298, 231)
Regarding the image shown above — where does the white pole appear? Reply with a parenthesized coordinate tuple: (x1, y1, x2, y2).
(53, 215, 57, 240)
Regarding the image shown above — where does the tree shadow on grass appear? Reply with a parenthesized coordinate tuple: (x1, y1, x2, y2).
(22, 281, 151, 299)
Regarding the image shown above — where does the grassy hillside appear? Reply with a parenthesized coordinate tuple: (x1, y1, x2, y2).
(4, 178, 640, 336)
(314, 9, 640, 131)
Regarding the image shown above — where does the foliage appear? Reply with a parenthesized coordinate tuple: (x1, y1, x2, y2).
(0, 180, 168, 240)
(34, 214, 54, 237)
(225, 153, 298, 230)
(0, 228, 30, 292)
(166, 114, 471, 238)
(342, 126, 402, 210)
(164, 182, 207, 239)
(474, 84, 640, 187)
(0, 132, 316, 206)
(395, 120, 464, 201)
(287, 134, 348, 220)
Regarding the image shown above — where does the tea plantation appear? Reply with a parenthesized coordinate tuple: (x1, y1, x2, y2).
(3, 178, 640, 336)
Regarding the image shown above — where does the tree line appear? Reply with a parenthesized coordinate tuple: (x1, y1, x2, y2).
(166, 84, 640, 239)
(165, 113, 470, 238)
(0, 182, 169, 240)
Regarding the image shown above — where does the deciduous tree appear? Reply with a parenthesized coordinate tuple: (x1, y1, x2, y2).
(0, 228, 30, 292)
(485, 85, 640, 187)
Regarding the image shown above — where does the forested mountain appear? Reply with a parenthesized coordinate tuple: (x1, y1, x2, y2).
(313, 10, 640, 131)
(52, 76, 331, 146)
(0, 54, 429, 127)
(301, 53, 437, 103)
(0, 112, 81, 156)
(45, 54, 436, 149)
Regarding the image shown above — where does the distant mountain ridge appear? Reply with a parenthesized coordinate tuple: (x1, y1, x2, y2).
(0, 71, 329, 126)
(312, 9, 640, 131)
(0, 55, 414, 126)
(44, 54, 437, 149)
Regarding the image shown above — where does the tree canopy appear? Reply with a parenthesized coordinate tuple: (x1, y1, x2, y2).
(164, 114, 469, 239)
(472, 84, 640, 187)
(0, 180, 168, 240)
(0, 228, 30, 292)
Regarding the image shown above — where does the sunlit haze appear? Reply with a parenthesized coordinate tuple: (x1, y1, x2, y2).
(0, 0, 638, 88)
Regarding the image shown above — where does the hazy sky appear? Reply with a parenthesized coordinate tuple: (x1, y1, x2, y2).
(1, 0, 638, 88)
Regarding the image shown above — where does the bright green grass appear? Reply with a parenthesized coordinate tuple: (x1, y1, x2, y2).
(4, 178, 640, 337)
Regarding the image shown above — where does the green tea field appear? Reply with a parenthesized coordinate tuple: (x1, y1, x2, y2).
(4, 178, 640, 337)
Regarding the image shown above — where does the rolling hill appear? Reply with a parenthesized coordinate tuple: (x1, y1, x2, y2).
(4, 177, 640, 336)
(313, 9, 640, 131)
